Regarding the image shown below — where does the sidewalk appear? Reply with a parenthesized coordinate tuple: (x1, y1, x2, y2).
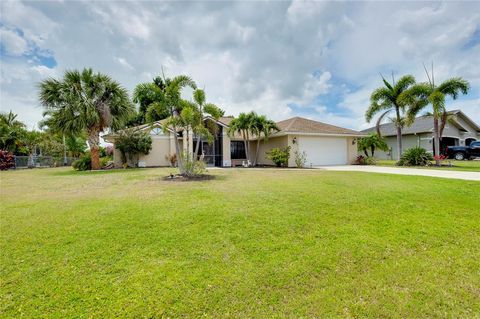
(315, 165, 480, 181)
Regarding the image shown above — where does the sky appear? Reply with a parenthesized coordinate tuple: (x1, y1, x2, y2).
(1, 0, 479, 131)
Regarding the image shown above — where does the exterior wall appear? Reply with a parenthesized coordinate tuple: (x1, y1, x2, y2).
(253, 135, 289, 166)
(346, 137, 358, 164)
(371, 134, 433, 160)
(113, 146, 123, 168)
(138, 136, 172, 167)
(222, 132, 231, 167)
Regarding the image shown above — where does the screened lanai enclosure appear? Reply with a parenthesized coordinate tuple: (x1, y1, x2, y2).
(192, 122, 224, 167)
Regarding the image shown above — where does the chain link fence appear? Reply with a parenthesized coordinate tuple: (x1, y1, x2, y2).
(14, 156, 78, 169)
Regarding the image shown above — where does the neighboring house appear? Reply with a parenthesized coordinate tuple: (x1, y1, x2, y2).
(362, 110, 480, 160)
(104, 116, 364, 167)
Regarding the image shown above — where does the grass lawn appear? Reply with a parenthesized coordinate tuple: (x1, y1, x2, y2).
(1, 168, 479, 318)
(377, 159, 480, 172)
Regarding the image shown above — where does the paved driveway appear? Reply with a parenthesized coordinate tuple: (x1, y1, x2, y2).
(315, 165, 480, 181)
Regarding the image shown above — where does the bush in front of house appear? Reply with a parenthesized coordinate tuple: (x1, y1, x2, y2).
(397, 147, 433, 166)
(115, 129, 152, 167)
(354, 155, 376, 165)
(72, 153, 92, 171)
(267, 146, 291, 167)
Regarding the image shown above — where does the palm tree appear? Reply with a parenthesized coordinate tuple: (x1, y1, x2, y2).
(251, 114, 279, 166)
(405, 67, 469, 165)
(0, 111, 27, 153)
(357, 133, 389, 157)
(39, 68, 134, 170)
(143, 74, 197, 174)
(228, 112, 255, 164)
(191, 89, 224, 159)
(365, 74, 416, 161)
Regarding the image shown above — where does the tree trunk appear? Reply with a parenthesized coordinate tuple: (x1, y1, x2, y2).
(88, 129, 101, 170)
(395, 106, 403, 162)
(371, 146, 375, 157)
(433, 117, 440, 166)
(194, 135, 201, 160)
(254, 138, 261, 166)
(363, 149, 369, 157)
(28, 152, 34, 168)
(242, 131, 249, 165)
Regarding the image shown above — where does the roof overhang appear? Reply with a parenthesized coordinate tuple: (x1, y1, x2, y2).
(273, 131, 367, 138)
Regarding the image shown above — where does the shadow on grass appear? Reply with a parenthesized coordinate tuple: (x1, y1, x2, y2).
(51, 168, 147, 177)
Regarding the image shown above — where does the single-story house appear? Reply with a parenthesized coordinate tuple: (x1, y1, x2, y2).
(362, 110, 480, 160)
(104, 116, 365, 168)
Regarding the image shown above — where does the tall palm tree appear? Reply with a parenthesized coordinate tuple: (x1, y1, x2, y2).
(39, 68, 134, 170)
(143, 74, 197, 174)
(405, 68, 469, 165)
(365, 74, 416, 161)
(251, 115, 279, 166)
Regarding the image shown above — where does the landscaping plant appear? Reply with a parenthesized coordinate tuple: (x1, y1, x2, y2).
(115, 129, 152, 167)
(294, 150, 307, 168)
(404, 66, 469, 166)
(397, 146, 433, 166)
(267, 146, 290, 167)
(72, 153, 92, 171)
(39, 68, 134, 170)
(0, 150, 15, 170)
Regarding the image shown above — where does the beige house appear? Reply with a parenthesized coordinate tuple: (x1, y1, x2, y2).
(104, 116, 364, 168)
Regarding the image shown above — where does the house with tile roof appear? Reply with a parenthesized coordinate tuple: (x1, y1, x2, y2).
(104, 116, 365, 167)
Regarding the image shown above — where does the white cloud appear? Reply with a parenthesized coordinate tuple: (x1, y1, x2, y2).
(115, 57, 134, 70)
(0, 0, 479, 131)
(0, 27, 28, 55)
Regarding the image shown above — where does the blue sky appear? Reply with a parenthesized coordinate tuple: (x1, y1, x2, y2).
(1, 1, 479, 130)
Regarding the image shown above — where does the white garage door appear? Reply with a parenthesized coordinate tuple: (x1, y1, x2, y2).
(298, 136, 348, 166)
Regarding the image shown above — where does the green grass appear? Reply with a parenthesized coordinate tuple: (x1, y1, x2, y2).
(377, 159, 480, 172)
(1, 168, 479, 318)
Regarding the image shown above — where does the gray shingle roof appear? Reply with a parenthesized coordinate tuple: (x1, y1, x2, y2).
(362, 110, 480, 136)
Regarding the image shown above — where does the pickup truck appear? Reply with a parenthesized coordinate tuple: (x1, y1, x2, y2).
(446, 141, 480, 160)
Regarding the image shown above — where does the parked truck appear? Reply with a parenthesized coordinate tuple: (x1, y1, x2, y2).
(446, 141, 480, 160)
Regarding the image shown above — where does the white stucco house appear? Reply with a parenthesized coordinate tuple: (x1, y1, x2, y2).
(104, 116, 365, 168)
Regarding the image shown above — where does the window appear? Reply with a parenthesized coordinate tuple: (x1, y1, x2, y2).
(231, 141, 246, 159)
(150, 127, 163, 135)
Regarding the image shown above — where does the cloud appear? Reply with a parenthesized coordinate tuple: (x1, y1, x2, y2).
(115, 57, 134, 70)
(0, 27, 28, 55)
(0, 0, 479, 132)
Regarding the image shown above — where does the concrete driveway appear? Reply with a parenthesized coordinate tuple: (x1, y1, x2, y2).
(315, 165, 480, 181)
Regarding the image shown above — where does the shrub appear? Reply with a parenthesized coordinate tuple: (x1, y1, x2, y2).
(72, 153, 91, 171)
(0, 150, 15, 170)
(354, 155, 376, 165)
(397, 147, 433, 166)
(165, 153, 177, 167)
(267, 146, 291, 167)
(182, 152, 206, 177)
(293, 150, 307, 168)
(115, 129, 152, 167)
(100, 157, 111, 168)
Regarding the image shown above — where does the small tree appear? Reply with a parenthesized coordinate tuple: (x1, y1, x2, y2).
(357, 133, 389, 157)
(267, 146, 290, 167)
(115, 129, 152, 167)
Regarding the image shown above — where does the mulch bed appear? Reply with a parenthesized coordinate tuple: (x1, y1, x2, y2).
(162, 174, 216, 182)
